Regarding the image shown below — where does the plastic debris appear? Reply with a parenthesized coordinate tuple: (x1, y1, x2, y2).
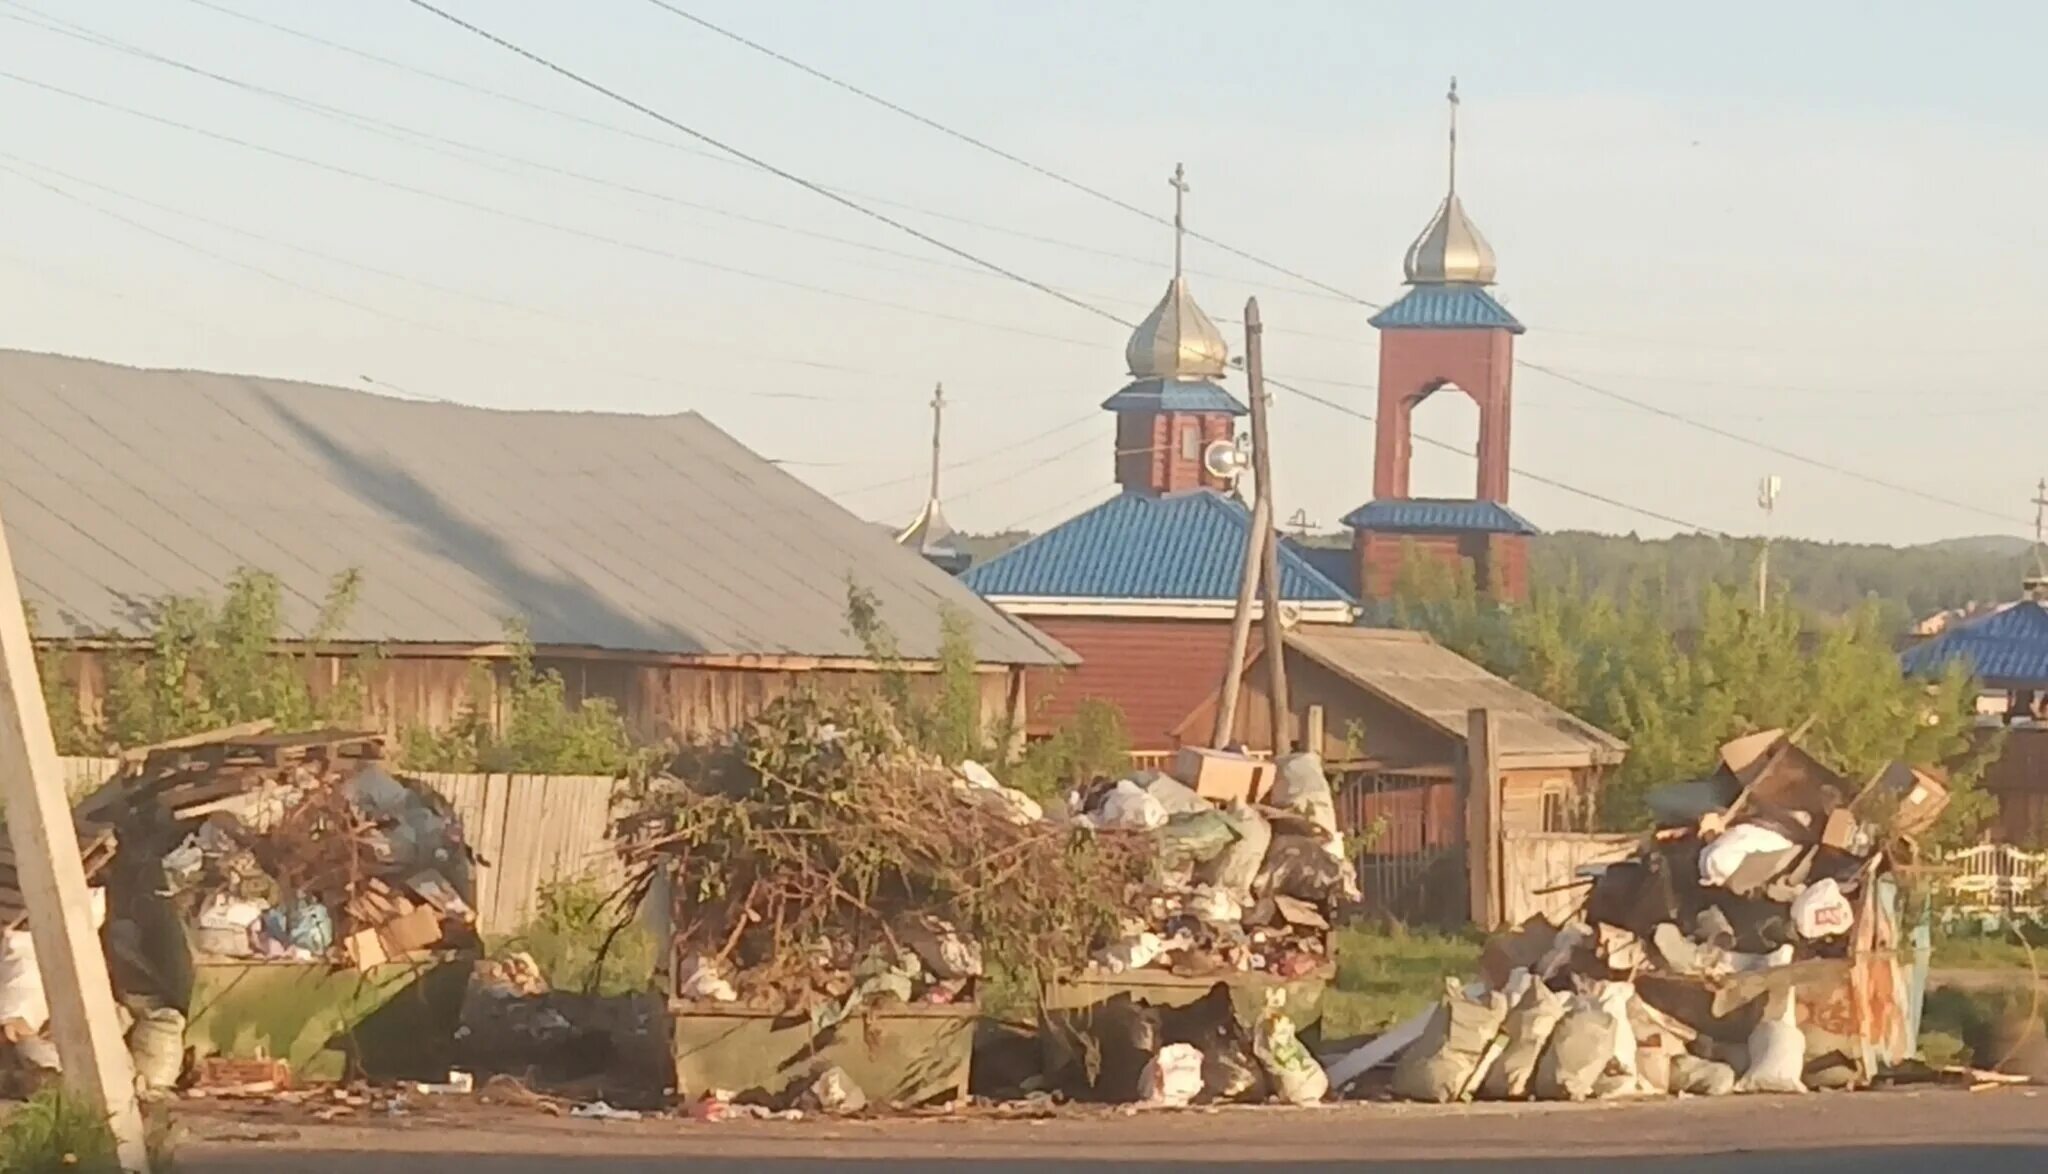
(1736, 990, 1807, 1094)
(570, 1100, 644, 1121)
(1790, 878, 1855, 939)
(1138, 1043, 1206, 1108)
(1252, 988, 1329, 1105)
(798, 1066, 868, 1116)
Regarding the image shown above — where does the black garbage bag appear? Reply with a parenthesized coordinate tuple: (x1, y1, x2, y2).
(1074, 993, 1161, 1103)
(1158, 982, 1268, 1103)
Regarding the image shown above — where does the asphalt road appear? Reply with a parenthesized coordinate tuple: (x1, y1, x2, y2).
(184, 1086, 2048, 1172)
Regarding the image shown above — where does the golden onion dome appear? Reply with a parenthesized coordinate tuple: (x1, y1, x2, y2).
(1126, 276, 1230, 380)
(1403, 192, 1498, 285)
(1402, 76, 1498, 285)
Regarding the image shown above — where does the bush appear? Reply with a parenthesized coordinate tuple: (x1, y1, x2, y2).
(503, 876, 657, 997)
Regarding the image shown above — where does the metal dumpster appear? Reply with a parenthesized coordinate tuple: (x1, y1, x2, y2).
(186, 955, 469, 1082)
(1039, 967, 1331, 1088)
(670, 1001, 975, 1107)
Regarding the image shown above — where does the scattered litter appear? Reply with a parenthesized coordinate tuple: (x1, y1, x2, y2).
(797, 1066, 868, 1116)
(571, 1100, 644, 1122)
(1252, 988, 1328, 1105)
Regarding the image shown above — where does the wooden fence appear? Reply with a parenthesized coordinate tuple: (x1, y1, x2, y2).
(60, 757, 618, 935)
(1500, 831, 1638, 927)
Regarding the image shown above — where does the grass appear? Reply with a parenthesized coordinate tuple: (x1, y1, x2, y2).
(0, 1088, 176, 1174)
(1930, 931, 2046, 974)
(495, 876, 657, 997)
(1322, 924, 1484, 1041)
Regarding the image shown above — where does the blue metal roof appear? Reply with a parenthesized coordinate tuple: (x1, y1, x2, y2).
(1285, 540, 1359, 599)
(1901, 602, 2048, 686)
(1341, 498, 1539, 536)
(1099, 377, 1247, 415)
(1368, 284, 1525, 333)
(961, 490, 1354, 603)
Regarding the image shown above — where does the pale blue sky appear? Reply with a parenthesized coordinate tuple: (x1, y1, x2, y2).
(3, 0, 2045, 545)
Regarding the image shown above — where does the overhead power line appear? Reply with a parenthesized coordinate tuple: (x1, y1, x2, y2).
(401, 1, 1736, 536)
(636, 0, 1369, 309)
(620, 4, 2025, 534)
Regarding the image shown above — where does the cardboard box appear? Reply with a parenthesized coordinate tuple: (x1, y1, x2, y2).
(1171, 747, 1275, 804)
(376, 906, 445, 957)
(1820, 808, 1860, 853)
(344, 926, 390, 971)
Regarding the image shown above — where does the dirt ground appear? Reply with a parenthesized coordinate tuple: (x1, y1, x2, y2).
(181, 1086, 2048, 1172)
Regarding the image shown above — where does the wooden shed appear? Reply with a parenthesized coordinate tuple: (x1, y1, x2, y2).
(1179, 626, 1628, 925)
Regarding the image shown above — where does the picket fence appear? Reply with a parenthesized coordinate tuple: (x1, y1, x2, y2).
(60, 757, 620, 936)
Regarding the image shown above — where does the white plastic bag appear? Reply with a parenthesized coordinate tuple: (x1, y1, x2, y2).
(1096, 931, 1166, 973)
(1269, 752, 1340, 838)
(0, 888, 106, 1031)
(1737, 990, 1807, 1094)
(1587, 981, 1640, 1079)
(954, 762, 1044, 825)
(676, 953, 739, 1002)
(1091, 780, 1168, 831)
(1791, 878, 1855, 939)
(1698, 822, 1796, 887)
(1136, 773, 1210, 816)
(1186, 885, 1244, 926)
(1252, 988, 1328, 1105)
(1139, 1042, 1206, 1107)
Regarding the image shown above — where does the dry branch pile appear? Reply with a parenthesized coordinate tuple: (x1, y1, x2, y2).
(621, 694, 1153, 1016)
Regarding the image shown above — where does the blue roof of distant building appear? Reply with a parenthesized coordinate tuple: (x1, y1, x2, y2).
(1099, 377, 1247, 415)
(1341, 498, 1539, 536)
(961, 489, 1354, 603)
(1285, 540, 1359, 599)
(1369, 284, 1525, 333)
(1901, 601, 2048, 686)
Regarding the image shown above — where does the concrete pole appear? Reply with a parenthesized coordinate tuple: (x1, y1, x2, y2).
(0, 514, 148, 1170)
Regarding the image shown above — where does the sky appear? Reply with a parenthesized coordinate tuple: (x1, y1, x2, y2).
(2, 0, 2045, 547)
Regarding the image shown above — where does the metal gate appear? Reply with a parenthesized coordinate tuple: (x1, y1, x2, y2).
(1339, 770, 1467, 926)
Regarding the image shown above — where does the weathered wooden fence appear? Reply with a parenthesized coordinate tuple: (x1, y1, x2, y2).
(1499, 830, 1638, 927)
(60, 757, 618, 935)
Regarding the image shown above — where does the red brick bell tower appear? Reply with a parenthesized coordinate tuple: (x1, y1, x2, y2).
(1345, 79, 1535, 602)
(1103, 163, 1247, 495)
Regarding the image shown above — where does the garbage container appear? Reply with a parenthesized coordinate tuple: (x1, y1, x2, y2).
(670, 1001, 975, 1107)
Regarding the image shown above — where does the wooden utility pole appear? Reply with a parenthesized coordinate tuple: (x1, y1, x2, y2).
(1212, 462, 1268, 747)
(0, 514, 149, 1170)
(1462, 708, 1503, 930)
(1245, 298, 1292, 755)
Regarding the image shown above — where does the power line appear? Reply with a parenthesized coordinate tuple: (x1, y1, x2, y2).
(636, 0, 1369, 308)
(829, 412, 1100, 497)
(0, 67, 1105, 353)
(406, 2, 1737, 538)
(626, 7, 2028, 533)
(1519, 362, 2033, 530)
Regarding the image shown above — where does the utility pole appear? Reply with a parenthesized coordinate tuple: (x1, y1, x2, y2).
(1246, 299, 1293, 756)
(1756, 474, 1781, 611)
(0, 513, 149, 1169)
(1213, 465, 1267, 747)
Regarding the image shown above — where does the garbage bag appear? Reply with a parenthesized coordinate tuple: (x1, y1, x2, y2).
(1478, 981, 1567, 1100)
(1268, 752, 1340, 838)
(954, 763, 1045, 825)
(1155, 810, 1240, 872)
(129, 1007, 186, 1095)
(1790, 878, 1854, 940)
(1736, 990, 1806, 1094)
(1096, 931, 1167, 973)
(1587, 980, 1640, 1078)
(1252, 988, 1328, 1105)
(1139, 1042, 1206, 1107)
(1087, 994, 1162, 1102)
(1532, 1006, 1616, 1102)
(1391, 979, 1509, 1103)
(899, 914, 983, 979)
(1698, 822, 1797, 888)
(1187, 885, 1244, 926)
(0, 888, 106, 1035)
(1668, 1054, 1736, 1097)
(1253, 833, 1352, 905)
(1137, 772, 1212, 816)
(1092, 780, 1169, 831)
(1198, 802, 1272, 899)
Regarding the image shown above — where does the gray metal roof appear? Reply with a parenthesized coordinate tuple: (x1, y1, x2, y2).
(1284, 627, 1627, 766)
(0, 349, 1070, 666)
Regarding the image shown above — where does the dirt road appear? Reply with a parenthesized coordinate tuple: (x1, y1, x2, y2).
(184, 1086, 2048, 1172)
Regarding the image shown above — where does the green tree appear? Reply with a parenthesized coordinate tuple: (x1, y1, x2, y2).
(399, 621, 650, 776)
(1384, 552, 1991, 839)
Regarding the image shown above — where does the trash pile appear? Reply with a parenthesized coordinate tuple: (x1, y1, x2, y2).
(621, 694, 1153, 1026)
(1072, 748, 1357, 982)
(0, 726, 482, 1096)
(1342, 726, 1942, 1103)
